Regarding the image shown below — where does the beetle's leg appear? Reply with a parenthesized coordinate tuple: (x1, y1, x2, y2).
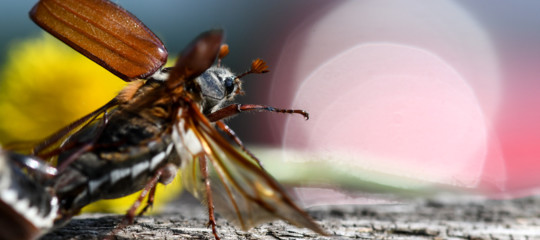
(206, 104, 309, 122)
(137, 185, 157, 216)
(105, 168, 163, 240)
(214, 120, 266, 169)
(200, 155, 221, 240)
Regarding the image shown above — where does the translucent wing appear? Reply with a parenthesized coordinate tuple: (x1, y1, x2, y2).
(32, 98, 119, 158)
(172, 102, 325, 235)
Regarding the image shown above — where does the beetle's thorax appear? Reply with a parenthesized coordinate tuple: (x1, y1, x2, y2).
(195, 66, 241, 115)
(143, 66, 241, 115)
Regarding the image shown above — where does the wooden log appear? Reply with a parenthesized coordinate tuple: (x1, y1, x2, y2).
(41, 192, 540, 240)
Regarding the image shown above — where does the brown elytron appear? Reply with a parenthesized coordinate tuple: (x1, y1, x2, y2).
(30, 0, 168, 81)
(29, 0, 325, 239)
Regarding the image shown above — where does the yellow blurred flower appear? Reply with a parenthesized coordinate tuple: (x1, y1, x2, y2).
(0, 33, 182, 214)
(0, 34, 125, 142)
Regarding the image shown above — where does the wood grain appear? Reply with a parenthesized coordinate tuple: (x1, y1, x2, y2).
(41, 192, 540, 240)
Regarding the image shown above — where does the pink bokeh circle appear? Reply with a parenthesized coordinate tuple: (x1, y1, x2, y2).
(284, 43, 488, 187)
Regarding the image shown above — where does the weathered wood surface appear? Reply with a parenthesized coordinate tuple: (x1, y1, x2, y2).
(41, 193, 540, 240)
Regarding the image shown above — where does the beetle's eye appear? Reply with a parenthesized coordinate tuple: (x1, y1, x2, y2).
(224, 77, 235, 95)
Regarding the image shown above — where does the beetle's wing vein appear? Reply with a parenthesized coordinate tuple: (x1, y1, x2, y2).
(173, 103, 325, 234)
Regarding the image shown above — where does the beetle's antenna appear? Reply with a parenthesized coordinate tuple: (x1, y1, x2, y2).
(236, 58, 269, 79)
(217, 44, 229, 67)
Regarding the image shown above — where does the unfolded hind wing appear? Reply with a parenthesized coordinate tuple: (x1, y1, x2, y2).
(172, 103, 325, 234)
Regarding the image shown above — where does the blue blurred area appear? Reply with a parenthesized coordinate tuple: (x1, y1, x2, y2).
(3, 1, 540, 80)
(0, 1, 333, 144)
(0, 1, 330, 68)
(2, 1, 540, 146)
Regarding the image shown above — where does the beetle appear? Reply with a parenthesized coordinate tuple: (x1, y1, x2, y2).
(0, 148, 59, 240)
(29, 0, 325, 239)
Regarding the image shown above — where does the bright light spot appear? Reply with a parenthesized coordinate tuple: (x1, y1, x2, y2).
(285, 43, 489, 187)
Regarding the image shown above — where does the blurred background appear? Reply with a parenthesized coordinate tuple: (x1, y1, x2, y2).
(2, 0, 540, 202)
